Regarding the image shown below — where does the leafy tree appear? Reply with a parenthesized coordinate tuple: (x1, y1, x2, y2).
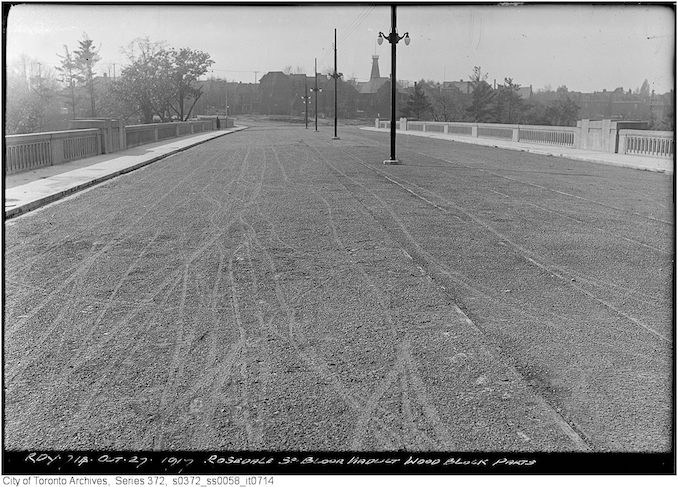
(114, 38, 173, 122)
(545, 97, 579, 126)
(467, 81, 496, 122)
(496, 77, 524, 123)
(639, 79, 651, 99)
(114, 39, 213, 122)
(73, 34, 101, 117)
(167, 47, 214, 120)
(466, 66, 496, 122)
(402, 81, 432, 120)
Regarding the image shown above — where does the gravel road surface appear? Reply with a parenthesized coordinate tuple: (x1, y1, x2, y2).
(4, 121, 673, 451)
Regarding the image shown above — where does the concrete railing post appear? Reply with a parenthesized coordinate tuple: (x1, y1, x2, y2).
(579, 119, 590, 150)
(375, 118, 380, 128)
(154, 127, 159, 142)
(601, 119, 612, 153)
(399, 117, 407, 131)
(443, 124, 449, 134)
(119, 122, 126, 151)
(512, 127, 520, 142)
(618, 131, 627, 155)
(50, 136, 65, 165)
(471, 124, 478, 138)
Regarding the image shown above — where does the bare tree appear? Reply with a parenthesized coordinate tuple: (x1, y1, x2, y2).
(56, 45, 80, 118)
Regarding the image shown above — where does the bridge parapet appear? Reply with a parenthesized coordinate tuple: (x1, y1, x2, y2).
(5, 129, 101, 175)
(377, 118, 673, 158)
(4, 118, 225, 175)
(619, 129, 675, 158)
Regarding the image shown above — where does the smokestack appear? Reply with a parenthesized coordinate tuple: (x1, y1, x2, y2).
(370, 55, 380, 80)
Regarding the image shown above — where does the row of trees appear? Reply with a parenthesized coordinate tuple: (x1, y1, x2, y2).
(6, 35, 214, 134)
(401, 67, 581, 127)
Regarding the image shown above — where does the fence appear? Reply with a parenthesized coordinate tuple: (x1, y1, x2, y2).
(375, 118, 672, 157)
(5, 119, 219, 175)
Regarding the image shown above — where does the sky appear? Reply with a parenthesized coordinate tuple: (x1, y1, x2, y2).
(5, 2, 675, 93)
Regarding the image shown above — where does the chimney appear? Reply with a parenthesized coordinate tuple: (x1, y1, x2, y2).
(370, 55, 380, 80)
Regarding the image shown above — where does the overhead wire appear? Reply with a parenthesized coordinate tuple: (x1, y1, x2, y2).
(315, 5, 376, 75)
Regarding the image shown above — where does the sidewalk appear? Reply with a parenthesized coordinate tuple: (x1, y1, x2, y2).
(4, 126, 247, 218)
(361, 126, 674, 174)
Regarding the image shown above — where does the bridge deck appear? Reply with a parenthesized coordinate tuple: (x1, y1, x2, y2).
(4, 121, 673, 452)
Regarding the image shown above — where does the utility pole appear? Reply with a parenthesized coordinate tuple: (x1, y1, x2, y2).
(330, 28, 342, 140)
(377, 5, 410, 164)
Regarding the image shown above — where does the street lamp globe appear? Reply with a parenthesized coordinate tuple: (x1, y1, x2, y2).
(404, 33, 410, 45)
(377, 33, 384, 45)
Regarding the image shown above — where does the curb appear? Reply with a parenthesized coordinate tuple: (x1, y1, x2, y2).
(5, 126, 248, 219)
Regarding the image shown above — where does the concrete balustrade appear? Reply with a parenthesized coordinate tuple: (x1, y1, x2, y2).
(619, 129, 675, 158)
(374, 118, 672, 157)
(5, 117, 225, 175)
(403, 120, 575, 147)
(5, 129, 101, 175)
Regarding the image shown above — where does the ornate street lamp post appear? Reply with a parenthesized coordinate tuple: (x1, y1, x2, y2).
(301, 77, 311, 129)
(329, 28, 343, 140)
(310, 58, 323, 132)
(378, 5, 410, 164)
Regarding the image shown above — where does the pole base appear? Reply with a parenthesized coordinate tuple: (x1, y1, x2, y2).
(383, 159, 400, 165)
(332, 136, 340, 140)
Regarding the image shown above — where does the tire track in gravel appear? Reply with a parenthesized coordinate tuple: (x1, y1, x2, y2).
(519, 200, 671, 256)
(9, 145, 254, 442)
(237, 205, 400, 449)
(153, 264, 194, 450)
(307, 142, 582, 329)
(5, 142, 234, 284)
(153, 144, 268, 450)
(3, 147, 191, 272)
(389, 134, 672, 226)
(306, 141, 590, 451)
(275, 142, 457, 449)
(226, 248, 260, 449)
(238, 222, 394, 445)
(265, 143, 436, 447)
(354, 130, 671, 234)
(8, 146, 250, 397)
(5, 150, 227, 340)
(337, 145, 670, 343)
(6, 229, 163, 383)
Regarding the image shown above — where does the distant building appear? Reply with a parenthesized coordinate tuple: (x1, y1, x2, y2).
(259, 71, 297, 115)
(442, 80, 474, 95)
(516, 85, 533, 100)
(193, 79, 259, 116)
